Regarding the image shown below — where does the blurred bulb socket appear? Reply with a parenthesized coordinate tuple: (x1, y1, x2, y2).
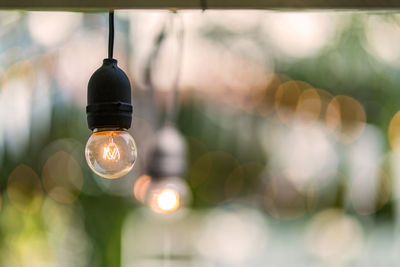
(86, 58, 133, 131)
(147, 126, 187, 180)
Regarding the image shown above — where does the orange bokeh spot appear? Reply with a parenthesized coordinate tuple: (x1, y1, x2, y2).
(325, 95, 366, 144)
(7, 164, 43, 213)
(133, 175, 151, 203)
(274, 80, 312, 124)
(388, 111, 400, 154)
(296, 88, 322, 125)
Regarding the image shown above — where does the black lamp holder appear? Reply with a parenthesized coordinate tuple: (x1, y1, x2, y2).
(86, 11, 133, 131)
(147, 125, 187, 179)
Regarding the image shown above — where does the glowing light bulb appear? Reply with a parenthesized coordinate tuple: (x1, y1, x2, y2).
(138, 177, 190, 214)
(150, 188, 181, 214)
(85, 130, 137, 179)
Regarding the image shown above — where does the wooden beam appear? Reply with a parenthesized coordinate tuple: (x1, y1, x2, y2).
(0, 0, 400, 11)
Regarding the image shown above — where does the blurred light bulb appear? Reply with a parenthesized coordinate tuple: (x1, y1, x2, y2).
(135, 176, 190, 214)
(85, 129, 137, 179)
(151, 188, 181, 214)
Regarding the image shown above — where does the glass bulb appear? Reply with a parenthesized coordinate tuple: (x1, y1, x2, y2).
(150, 187, 181, 214)
(142, 177, 191, 214)
(85, 130, 137, 179)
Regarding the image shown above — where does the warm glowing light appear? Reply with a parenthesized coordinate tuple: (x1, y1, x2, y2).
(150, 188, 181, 214)
(85, 130, 137, 179)
(157, 189, 180, 211)
(103, 138, 120, 160)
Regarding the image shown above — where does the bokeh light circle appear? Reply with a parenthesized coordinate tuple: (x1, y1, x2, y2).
(28, 12, 82, 47)
(274, 80, 312, 124)
(42, 151, 83, 204)
(296, 88, 322, 124)
(350, 167, 391, 216)
(264, 174, 306, 220)
(325, 95, 366, 144)
(7, 164, 43, 213)
(306, 209, 363, 265)
(388, 111, 400, 155)
(196, 206, 268, 264)
(133, 175, 152, 203)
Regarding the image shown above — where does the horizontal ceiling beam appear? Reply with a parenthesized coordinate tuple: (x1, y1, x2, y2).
(0, 0, 400, 11)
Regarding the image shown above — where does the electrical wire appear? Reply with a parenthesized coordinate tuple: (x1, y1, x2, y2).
(144, 26, 167, 87)
(143, 13, 185, 126)
(166, 13, 185, 124)
(108, 11, 114, 59)
(200, 0, 208, 11)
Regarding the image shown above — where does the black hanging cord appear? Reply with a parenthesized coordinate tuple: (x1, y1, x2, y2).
(144, 26, 166, 87)
(108, 11, 114, 59)
(167, 13, 185, 124)
(142, 13, 184, 127)
(200, 0, 208, 11)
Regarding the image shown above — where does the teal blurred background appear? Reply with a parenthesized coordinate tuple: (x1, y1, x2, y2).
(1, 10, 400, 266)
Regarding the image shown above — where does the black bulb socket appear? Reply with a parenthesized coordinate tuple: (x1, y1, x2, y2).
(148, 126, 187, 180)
(86, 58, 133, 131)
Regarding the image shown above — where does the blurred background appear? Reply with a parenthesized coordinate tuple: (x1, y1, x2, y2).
(1, 9, 400, 266)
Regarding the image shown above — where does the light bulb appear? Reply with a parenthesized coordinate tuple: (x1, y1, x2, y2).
(138, 176, 190, 214)
(85, 129, 137, 179)
(150, 188, 181, 214)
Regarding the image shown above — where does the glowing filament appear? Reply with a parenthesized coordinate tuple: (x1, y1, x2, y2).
(103, 139, 120, 160)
